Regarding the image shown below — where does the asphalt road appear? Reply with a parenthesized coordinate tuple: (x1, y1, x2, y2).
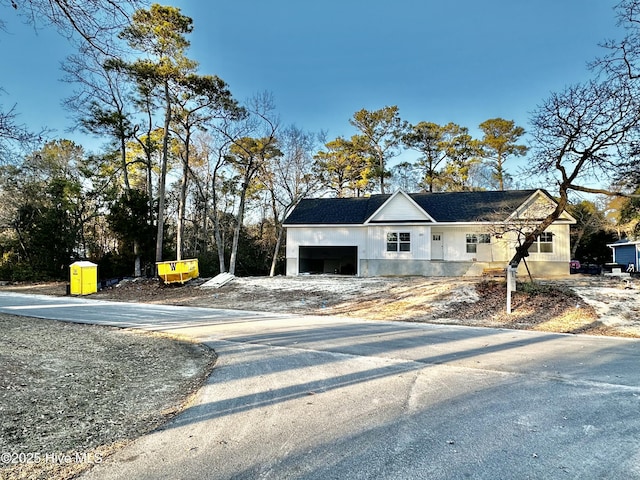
(1, 292, 639, 479)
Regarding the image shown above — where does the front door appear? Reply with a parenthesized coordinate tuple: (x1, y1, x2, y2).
(431, 232, 444, 260)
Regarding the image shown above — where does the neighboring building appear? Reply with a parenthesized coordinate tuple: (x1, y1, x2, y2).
(607, 239, 640, 272)
(283, 189, 576, 277)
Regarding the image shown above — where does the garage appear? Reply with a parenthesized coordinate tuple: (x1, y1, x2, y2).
(298, 246, 357, 275)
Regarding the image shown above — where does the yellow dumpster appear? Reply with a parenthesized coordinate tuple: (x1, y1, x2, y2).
(69, 261, 98, 295)
(156, 259, 199, 284)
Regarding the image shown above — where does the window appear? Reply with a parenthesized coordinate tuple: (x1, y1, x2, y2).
(528, 232, 554, 253)
(539, 232, 553, 252)
(387, 232, 410, 252)
(466, 233, 490, 253)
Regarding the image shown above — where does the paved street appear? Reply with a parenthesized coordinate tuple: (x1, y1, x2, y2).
(1, 291, 639, 479)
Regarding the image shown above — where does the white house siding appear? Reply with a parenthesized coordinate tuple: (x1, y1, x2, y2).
(360, 225, 433, 276)
(515, 224, 571, 276)
(450, 224, 571, 276)
(286, 223, 571, 277)
(366, 225, 431, 259)
(285, 226, 367, 276)
(430, 226, 511, 263)
(438, 227, 483, 261)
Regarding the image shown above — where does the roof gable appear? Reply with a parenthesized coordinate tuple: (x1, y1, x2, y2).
(507, 190, 575, 223)
(367, 191, 434, 223)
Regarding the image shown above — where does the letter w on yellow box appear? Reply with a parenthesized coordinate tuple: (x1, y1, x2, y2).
(156, 259, 199, 284)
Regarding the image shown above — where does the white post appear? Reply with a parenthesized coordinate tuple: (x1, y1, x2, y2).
(506, 266, 516, 314)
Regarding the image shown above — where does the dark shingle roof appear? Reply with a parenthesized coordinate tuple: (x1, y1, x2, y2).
(284, 196, 389, 224)
(410, 190, 539, 222)
(284, 190, 543, 225)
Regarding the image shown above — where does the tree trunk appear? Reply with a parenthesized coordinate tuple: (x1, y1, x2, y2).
(213, 214, 226, 273)
(497, 156, 504, 191)
(119, 134, 130, 192)
(119, 135, 142, 276)
(155, 80, 171, 263)
(570, 228, 585, 260)
(134, 239, 141, 277)
(176, 137, 190, 261)
(176, 176, 186, 261)
(228, 181, 248, 276)
(377, 147, 385, 194)
(205, 196, 226, 273)
(269, 224, 284, 277)
(208, 161, 227, 274)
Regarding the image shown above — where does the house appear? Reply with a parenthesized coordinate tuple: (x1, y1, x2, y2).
(283, 189, 576, 277)
(607, 239, 640, 273)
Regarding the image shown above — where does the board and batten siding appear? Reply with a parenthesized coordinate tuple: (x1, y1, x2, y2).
(427, 224, 571, 263)
(285, 221, 572, 276)
(523, 224, 571, 263)
(431, 227, 511, 262)
(366, 225, 431, 260)
(286, 224, 570, 262)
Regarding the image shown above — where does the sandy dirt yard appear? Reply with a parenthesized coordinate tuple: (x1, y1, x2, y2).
(0, 274, 638, 479)
(93, 273, 640, 337)
(0, 316, 216, 480)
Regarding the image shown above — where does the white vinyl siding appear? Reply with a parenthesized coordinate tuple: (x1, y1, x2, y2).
(438, 226, 570, 263)
(285, 221, 572, 276)
(367, 225, 430, 259)
(512, 226, 569, 261)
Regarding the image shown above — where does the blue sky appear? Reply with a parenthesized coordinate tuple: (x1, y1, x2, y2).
(0, 1, 623, 175)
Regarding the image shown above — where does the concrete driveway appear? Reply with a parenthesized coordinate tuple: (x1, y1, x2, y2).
(1, 292, 639, 479)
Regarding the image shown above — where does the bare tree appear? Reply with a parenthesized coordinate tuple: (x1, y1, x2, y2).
(0, 101, 44, 165)
(208, 92, 280, 275)
(511, 78, 640, 268)
(170, 74, 242, 260)
(389, 161, 421, 193)
(260, 125, 321, 276)
(2, 0, 146, 54)
(188, 132, 234, 273)
(0, 0, 142, 162)
(64, 48, 136, 190)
